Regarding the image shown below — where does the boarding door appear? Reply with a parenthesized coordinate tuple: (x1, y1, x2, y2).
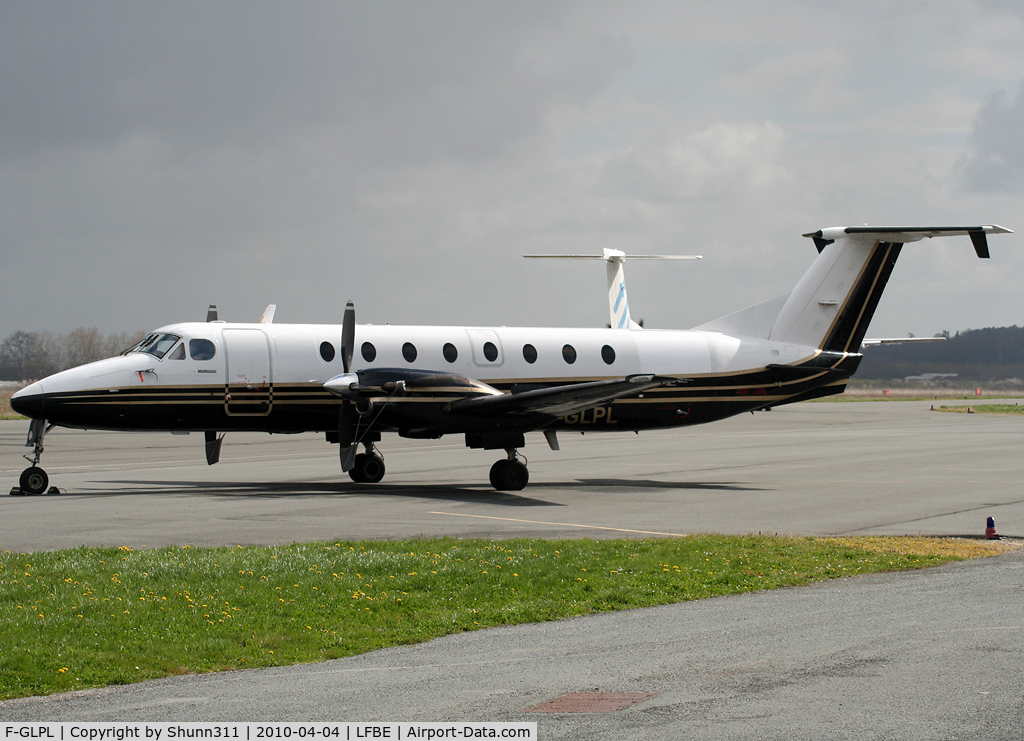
(223, 329, 272, 416)
(466, 329, 504, 367)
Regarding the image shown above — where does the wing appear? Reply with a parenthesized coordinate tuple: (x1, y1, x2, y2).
(446, 374, 684, 418)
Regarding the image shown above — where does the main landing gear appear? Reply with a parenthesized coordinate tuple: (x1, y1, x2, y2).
(349, 444, 386, 484)
(16, 419, 55, 495)
(489, 449, 529, 491)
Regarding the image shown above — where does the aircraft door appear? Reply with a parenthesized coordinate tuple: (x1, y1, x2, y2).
(223, 329, 272, 416)
(466, 329, 504, 367)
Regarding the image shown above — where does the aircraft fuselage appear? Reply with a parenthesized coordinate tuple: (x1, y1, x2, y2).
(12, 323, 854, 438)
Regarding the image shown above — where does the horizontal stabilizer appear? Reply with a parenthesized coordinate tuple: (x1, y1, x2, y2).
(524, 254, 702, 260)
(862, 337, 946, 347)
(803, 225, 1011, 257)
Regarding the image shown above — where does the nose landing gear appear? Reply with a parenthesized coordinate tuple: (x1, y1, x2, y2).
(349, 443, 386, 484)
(15, 419, 55, 495)
(489, 449, 529, 491)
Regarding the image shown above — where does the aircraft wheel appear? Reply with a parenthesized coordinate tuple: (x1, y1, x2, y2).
(489, 459, 529, 491)
(348, 454, 368, 483)
(360, 454, 386, 484)
(349, 453, 385, 484)
(20, 467, 49, 495)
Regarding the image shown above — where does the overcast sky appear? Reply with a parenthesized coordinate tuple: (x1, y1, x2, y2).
(2, 0, 1023, 342)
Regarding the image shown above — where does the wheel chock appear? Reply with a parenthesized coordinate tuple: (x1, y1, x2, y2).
(9, 487, 27, 496)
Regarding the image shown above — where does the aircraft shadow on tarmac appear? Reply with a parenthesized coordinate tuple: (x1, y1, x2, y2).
(551, 478, 766, 492)
(56, 477, 765, 504)
(72, 479, 564, 507)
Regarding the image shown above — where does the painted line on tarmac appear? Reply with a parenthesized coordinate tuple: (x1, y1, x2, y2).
(429, 511, 689, 537)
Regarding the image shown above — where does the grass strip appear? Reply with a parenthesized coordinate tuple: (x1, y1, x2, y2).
(0, 535, 1014, 701)
(0, 391, 25, 421)
(935, 404, 1024, 415)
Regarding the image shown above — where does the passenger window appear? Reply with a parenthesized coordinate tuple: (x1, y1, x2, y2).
(361, 342, 377, 362)
(562, 344, 577, 364)
(319, 341, 336, 362)
(169, 343, 186, 360)
(483, 341, 498, 362)
(402, 342, 417, 363)
(522, 344, 537, 364)
(443, 343, 458, 363)
(189, 339, 216, 361)
(601, 345, 616, 364)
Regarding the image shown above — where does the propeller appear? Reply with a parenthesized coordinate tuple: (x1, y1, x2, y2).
(341, 301, 355, 374)
(336, 301, 360, 472)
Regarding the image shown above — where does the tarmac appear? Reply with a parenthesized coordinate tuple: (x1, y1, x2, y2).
(1, 400, 1022, 735)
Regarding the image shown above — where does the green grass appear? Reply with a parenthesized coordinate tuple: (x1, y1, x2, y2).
(0, 390, 25, 421)
(0, 535, 1010, 701)
(936, 404, 1024, 415)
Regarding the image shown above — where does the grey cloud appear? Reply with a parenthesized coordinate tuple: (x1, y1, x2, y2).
(600, 122, 788, 203)
(961, 80, 1024, 191)
(0, 2, 630, 164)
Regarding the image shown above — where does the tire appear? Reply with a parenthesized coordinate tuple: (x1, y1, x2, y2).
(20, 467, 48, 495)
(489, 459, 510, 490)
(348, 454, 368, 483)
(361, 455, 386, 484)
(489, 459, 529, 491)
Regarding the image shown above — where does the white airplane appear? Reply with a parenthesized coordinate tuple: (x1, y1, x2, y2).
(11, 225, 1011, 495)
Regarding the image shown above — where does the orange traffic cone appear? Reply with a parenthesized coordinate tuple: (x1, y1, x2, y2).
(985, 517, 1000, 540)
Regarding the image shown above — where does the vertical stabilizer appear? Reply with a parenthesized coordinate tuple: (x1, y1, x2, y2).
(604, 249, 639, 329)
(767, 226, 1010, 351)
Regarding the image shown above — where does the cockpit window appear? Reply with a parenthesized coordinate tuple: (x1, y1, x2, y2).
(130, 333, 182, 359)
(189, 339, 216, 361)
(168, 343, 186, 360)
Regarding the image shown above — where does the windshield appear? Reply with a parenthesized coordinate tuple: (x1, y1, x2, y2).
(127, 333, 182, 359)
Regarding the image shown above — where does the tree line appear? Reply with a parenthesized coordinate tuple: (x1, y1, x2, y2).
(0, 329, 145, 382)
(856, 326, 1024, 381)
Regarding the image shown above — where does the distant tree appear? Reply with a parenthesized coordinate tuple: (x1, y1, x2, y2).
(0, 328, 147, 381)
(103, 331, 147, 356)
(64, 327, 105, 368)
(0, 331, 62, 380)
(0, 331, 38, 379)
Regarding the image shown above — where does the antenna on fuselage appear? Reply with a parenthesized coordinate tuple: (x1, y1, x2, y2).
(524, 249, 701, 329)
(206, 304, 218, 322)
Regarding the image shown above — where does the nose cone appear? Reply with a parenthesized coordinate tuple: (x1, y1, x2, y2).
(11, 382, 45, 419)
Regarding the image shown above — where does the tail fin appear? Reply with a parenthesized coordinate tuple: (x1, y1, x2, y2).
(524, 249, 701, 329)
(604, 249, 640, 329)
(768, 225, 1010, 351)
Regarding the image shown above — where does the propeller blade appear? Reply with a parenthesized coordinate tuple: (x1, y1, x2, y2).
(342, 300, 355, 374)
(338, 401, 358, 472)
